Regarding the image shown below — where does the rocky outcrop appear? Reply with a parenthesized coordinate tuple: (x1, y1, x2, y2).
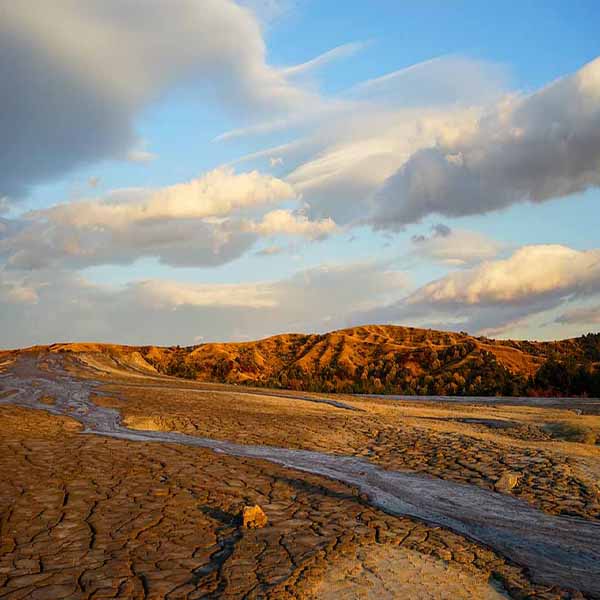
(241, 505, 268, 528)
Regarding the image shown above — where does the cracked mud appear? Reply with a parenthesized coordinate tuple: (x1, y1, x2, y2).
(1, 350, 600, 599)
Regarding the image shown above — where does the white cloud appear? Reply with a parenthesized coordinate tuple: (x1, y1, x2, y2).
(0, 0, 318, 199)
(351, 244, 600, 337)
(282, 42, 368, 77)
(0, 168, 299, 269)
(371, 57, 600, 228)
(408, 245, 600, 306)
(2, 241, 597, 347)
(245, 209, 336, 239)
(2, 4, 598, 348)
(4, 217, 257, 270)
(43, 168, 295, 227)
(216, 53, 503, 148)
(410, 224, 501, 266)
(134, 280, 278, 309)
(228, 55, 600, 233)
(241, 55, 509, 225)
(283, 106, 483, 224)
(0, 261, 407, 347)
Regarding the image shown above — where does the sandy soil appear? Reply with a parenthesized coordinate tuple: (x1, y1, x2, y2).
(308, 545, 508, 600)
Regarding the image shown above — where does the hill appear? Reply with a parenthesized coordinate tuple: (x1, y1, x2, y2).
(22, 325, 600, 397)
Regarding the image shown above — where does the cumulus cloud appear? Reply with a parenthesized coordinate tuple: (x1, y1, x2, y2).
(233, 55, 509, 224)
(233, 55, 599, 231)
(371, 57, 600, 228)
(2, 240, 597, 347)
(41, 168, 295, 228)
(280, 106, 483, 224)
(3, 216, 257, 270)
(408, 245, 600, 306)
(245, 209, 336, 239)
(352, 244, 600, 336)
(0, 0, 318, 199)
(0, 169, 338, 269)
(0, 261, 406, 347)
(4, 3, 598, 348)
(410, 224, 501, 266)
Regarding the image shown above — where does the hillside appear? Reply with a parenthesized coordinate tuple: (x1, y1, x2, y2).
(21, 325, 600, 397)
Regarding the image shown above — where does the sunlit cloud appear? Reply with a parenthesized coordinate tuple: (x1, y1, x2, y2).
(371, 57, 600, 228)
(352, 244, 600, 336)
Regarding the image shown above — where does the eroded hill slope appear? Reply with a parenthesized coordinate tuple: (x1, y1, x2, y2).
(10, 325, 600, 397)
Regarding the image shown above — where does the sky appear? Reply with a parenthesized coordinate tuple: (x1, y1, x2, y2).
(1, 0, 600, 348)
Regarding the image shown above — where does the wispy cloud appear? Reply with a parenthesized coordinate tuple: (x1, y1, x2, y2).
(282, 41, 369, 77)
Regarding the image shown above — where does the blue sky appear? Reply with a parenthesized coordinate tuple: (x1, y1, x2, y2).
(1, 0, 599, 347)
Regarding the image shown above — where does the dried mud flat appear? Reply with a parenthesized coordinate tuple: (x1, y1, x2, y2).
(1, 351, 600, 599)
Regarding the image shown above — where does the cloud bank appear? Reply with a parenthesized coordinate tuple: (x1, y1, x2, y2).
(354, 244, 600, 336)
(371, 57, 600, 228)
(0, 0, 317, 198)
(0, 168, 338, 269)
(0, 262, 406, 347)
(4, 241, 600, 347)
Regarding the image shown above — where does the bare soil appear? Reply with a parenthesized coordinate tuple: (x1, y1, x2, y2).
(1, 350, 599, 599)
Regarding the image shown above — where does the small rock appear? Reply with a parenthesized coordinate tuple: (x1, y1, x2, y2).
(241, 505, 268, 528)
(495, 471, 521, 493)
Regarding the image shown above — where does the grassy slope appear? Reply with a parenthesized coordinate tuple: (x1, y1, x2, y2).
(15, 325, 599, 396)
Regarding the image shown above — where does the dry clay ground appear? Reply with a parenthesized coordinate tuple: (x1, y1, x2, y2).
(1, 350, 600, 599)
